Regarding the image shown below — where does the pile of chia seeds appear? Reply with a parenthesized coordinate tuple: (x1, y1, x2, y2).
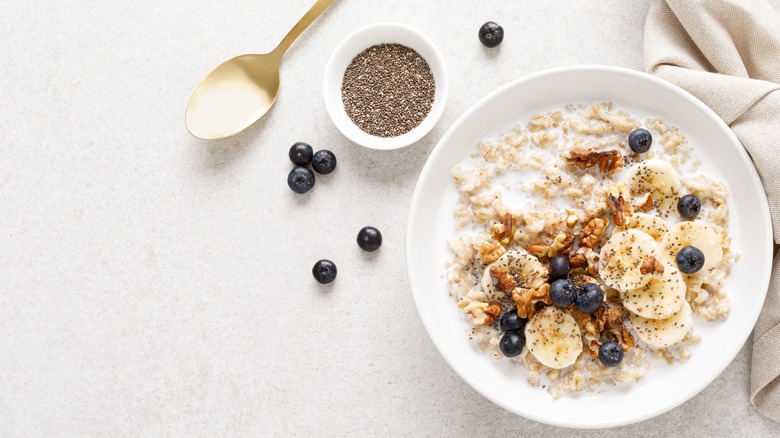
(341, 43, 435, 138)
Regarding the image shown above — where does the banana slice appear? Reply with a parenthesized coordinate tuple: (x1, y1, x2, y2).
(525, 306, 583, 369)
(629, 301, 692, 348)
(481, 249, 547, 295)
(620, 260, 685, 319)
(599, 229, 660, 291)
(660, 222, 723, 275)
(629, 158, 682, 212)
(616, 212, 668, 242)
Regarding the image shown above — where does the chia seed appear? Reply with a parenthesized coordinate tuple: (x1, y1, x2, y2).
(341, 43, 435, 138)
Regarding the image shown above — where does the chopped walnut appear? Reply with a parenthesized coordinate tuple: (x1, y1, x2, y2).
(524, 264, 549, 290)
(607, 183, 633, 226)
(459, 301, 491, 325)
(584, 249, 600, 275)
(640, 256, 665, 275)
(483, 302, 502, 324)
(580, 217, 608, 249)
(491, 213, 514, 245)
(479, 242, 506, 264)
(489, 265, 516, 293)
(512, 283, 551, 319)
(547, 231, 574, 257)
(608, 194, 631, 226)
(566, 214, 579, 228)
(526, 244, 549, 258)
(566, 149, 623, 174)
(582, 305, 635, 357)
(636, 192, 653, 211)
(569, 249, 588, 268)
(603, 308, 635, 352)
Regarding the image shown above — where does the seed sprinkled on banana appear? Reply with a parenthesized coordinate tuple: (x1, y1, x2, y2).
(621, 260, 685, 319)
(525, 306, 583, 369)
(629, 158, 682, 214)
(599, 229, 661, 291)
(629, 301, 693, 348)
(481, 249, 548, 297)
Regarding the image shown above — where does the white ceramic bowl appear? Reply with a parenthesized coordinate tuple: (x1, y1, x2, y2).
(406, 65, 772, 428)
(323, 22, 449, 150)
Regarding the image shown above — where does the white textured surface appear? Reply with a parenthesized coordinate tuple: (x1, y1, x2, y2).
(1, 0, 779, 435)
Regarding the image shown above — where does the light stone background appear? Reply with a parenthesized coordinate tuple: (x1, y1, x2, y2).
(3, 0, 780, 436)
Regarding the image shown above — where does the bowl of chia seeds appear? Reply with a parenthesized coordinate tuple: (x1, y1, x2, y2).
(323, 22, 449, 150)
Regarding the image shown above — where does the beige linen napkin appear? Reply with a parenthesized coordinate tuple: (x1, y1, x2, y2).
(644, 0, 780, 422)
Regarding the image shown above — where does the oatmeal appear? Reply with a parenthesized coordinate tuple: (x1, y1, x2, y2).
(447, 103, 735, 397)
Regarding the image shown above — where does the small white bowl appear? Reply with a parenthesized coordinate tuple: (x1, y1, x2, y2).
(323, 22, 449, 150)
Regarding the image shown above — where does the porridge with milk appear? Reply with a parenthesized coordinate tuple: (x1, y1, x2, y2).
(447, 103, 735, 397)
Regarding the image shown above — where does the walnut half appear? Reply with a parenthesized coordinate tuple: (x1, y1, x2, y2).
(480, 241, 506, 264)
(566, 149, 623, 175)
(511, 283, 551, 319)
(580, 217, 608, 249)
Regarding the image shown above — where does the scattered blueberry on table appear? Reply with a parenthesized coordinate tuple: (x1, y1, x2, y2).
(289, 142, 313, 166)
(628, 128, 652, 153)
(499, 331, 524, 357)
(550, 279, 576, 308)
(549, 254, 570, 282)
(357, 226, 382, 252)
(499, 309, 526, 332)
(478, 21, 504, 48)
(311, 149, 337, 175)
(287, 166, 315, 194)
(598, 341, 624, 367)
(287, 143, 337, 194)
(677, 194, 702, 219)
(575, 283, 604, 314)
(312, 259, 338, 284)
(676, 245, 705, 274)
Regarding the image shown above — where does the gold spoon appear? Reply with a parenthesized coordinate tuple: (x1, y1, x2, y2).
(186, 0, 334, 140)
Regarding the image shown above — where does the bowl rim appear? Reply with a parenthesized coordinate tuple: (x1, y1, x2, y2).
(322, 22, 449, 150)
(405, 64, 773, 428)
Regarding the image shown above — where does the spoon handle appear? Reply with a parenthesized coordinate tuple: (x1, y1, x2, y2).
(271, 0, 334, 58)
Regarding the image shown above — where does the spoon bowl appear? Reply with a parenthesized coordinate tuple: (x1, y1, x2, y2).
(185, 0, 333, 140)
(186, 54, 281, 140)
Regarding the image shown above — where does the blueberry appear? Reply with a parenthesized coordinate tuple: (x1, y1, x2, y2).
(311, 150, 337, 175)
(287, 166, 315, 194)
(312, 259, 337, 284)
(288, 142, 313, 166)
(478, 21, 504, 48)
(575, 283, 604, 314)
(598, 341, 624, 367)
(676, 246, 705, 274)
(550, 279, 576, 308)
(677, 194, 702, 219)
(499, 332, 524, 357)
(628, 128, 652, 153)
(499, 309, 526, 332)
(357, 226, 382, 252)
(549, 254, 570, 282)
